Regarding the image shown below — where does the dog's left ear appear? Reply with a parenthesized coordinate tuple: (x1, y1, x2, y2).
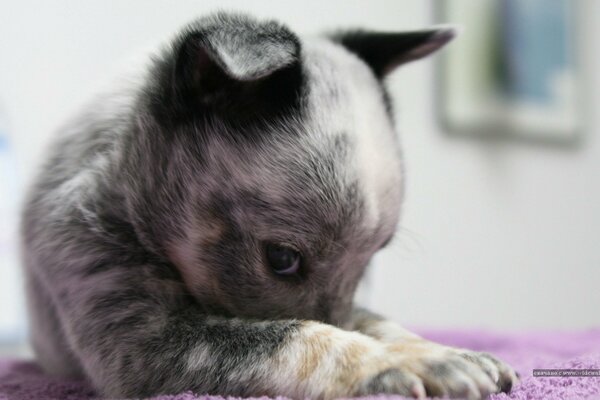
(330, 27, 457, 78)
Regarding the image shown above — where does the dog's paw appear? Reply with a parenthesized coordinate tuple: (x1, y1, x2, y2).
(295, 323, 518, 400)
(346, 341, 518, 399)
(380, 341, 518, 399)
(457, 349, 519, 394)
(355, 367, 428, 398)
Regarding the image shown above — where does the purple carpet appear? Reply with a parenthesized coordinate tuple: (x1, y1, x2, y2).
(1, 328, 599, 400)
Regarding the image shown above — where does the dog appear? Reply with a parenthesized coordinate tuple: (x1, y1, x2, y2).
(21, 12, 518, 400)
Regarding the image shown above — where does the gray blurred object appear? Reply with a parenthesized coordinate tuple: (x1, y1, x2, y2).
(435, 0, 581, 145)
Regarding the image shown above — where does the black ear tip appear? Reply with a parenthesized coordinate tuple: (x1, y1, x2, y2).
(429, 25, 461, 45)
(329, 25, 460, 78)
(398, 25, 459, 65)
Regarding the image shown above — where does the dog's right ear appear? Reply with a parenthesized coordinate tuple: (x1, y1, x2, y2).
(330, 27, 456, 78)
(155, 13, 302, 117)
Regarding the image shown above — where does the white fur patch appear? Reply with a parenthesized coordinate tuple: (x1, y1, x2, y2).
(301, 38, 403, 234)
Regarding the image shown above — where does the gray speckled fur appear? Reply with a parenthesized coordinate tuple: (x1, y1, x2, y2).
(21, 12, 456, 399)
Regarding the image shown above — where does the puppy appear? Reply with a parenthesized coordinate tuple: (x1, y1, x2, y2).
(21, 12, 517, 400)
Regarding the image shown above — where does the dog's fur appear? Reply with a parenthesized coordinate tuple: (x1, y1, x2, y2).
(21, 13, 517, 400)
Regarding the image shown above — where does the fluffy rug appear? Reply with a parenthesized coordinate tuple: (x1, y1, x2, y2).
(1, 328, 599, 400)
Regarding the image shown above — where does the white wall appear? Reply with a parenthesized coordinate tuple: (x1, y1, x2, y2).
(0, 0, 598, 336)
(370, 0, 600, 330)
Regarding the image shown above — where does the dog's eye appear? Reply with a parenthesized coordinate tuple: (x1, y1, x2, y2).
(265, 243, 301, 275)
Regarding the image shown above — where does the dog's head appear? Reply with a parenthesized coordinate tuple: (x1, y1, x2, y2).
(129, 13, 454, 325)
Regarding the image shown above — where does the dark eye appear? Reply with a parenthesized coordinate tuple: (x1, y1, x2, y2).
(265, 243, 301, 275)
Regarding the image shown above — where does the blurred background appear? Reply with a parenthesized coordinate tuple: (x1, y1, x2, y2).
(1, 0, 599, 356)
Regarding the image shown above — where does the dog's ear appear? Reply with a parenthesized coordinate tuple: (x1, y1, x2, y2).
(156, 13, 302, 117)
(330, 27, 456, 78)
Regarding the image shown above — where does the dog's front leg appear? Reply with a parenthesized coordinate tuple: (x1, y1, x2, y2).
(347, 306, 519, 396)
(43, 262, 474, 400)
